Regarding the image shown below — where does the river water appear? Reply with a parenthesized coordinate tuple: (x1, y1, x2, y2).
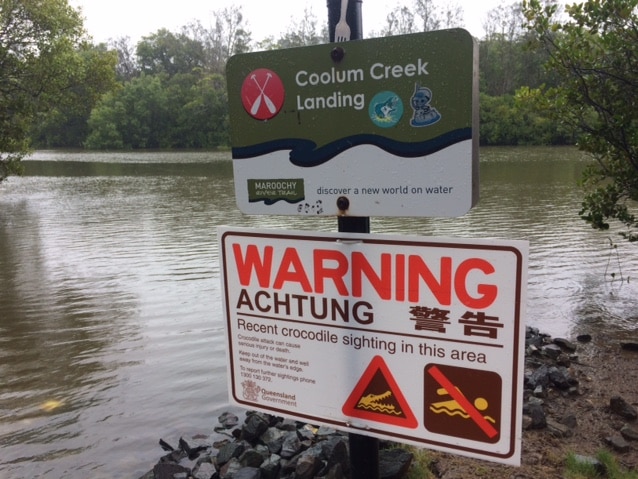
(0, 148, 636, 478)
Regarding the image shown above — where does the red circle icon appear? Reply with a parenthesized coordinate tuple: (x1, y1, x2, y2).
(240, 69, 285, 120)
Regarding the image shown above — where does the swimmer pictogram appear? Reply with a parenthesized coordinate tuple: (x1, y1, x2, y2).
(342, 355, 417, 428)
(424, 364, 501, 443)
(430, 387, 495, 424)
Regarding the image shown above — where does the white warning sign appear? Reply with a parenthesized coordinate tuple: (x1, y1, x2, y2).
(218, 226, 527, 465)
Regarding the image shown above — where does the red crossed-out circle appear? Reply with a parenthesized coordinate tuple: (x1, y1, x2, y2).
(241, 68, 285, 120)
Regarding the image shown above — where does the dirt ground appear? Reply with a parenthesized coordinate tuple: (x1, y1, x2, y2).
(426, 332, 638, 478)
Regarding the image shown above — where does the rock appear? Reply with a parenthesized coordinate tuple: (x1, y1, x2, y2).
(317, 426, 338, 437)
(260, 426, 286, 454)
(379, 448, 413, 479)
(319, 436, 349, 471)
(546, 419, 573, 438)
(605, 435, 631, 452)
(522, 415, 533, 430)
(159, 438, 175, 452)
(567, 386, 580, 397)
(240, 448, 267, 468)
(556, 353, 572, 367)
(141, 326, 627, 479)
(193, 462, 216, 479)
(179, 437, 208, 460)
(553, 337, 577, 352)
(526, 363, 579, 391)
(298, 425, 317, 441)
(233, 467, 262, 479)
(621, 424, 638, 441)
(316, 463, 348, 479)
(277, 418, 299, 431)
(259, 454, 281, 479)
(527, 396, 544, 407)
(220, 457, 243, 478)
(524, 402, 547, 429)
(295, 451, 323, 479)
(153, 462, 191, 479)
(280, 431, 303, 459)
(560, 414, 578, 429)
(548, 366, 577, 389)
(219, 412, 240, 428)
(526, 344, 540, 357)
(216, 441, 247, 466)
(571, 455, 606, 475)
(241, 413, 271, 442)
(610, 396, 638, 420)
(542, 344, 563, 360)
(158, 449, 186, 465)
(525, 327, 544, 349)
(526, 364, 550, 389)
(576, 334, 592, 343)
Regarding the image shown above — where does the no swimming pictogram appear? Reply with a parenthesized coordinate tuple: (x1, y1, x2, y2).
(342, 355, 418, 428)
(424, 364, 502, 443)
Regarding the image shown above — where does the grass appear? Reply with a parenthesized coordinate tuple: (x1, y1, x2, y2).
(398, 446, 638, 479)
(565, 451, 638, 479)
(400, 446, 436, 479)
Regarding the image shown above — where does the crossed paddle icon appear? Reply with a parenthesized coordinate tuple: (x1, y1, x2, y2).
(250, 72, 277, 116)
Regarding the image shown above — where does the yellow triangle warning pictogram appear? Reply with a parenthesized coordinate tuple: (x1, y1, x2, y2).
(342, 355, 418, 428)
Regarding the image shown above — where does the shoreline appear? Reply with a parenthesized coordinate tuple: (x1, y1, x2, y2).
(139, 327, 638, 478)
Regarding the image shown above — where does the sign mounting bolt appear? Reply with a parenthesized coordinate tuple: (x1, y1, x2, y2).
(331, 46, 345, 63)
(337, 196, 350, 211)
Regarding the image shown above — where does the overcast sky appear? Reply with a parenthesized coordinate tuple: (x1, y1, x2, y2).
(69, 0, 520, 44)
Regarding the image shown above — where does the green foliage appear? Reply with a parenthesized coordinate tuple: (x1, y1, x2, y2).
(256, 7, 328, 50)
(184, 7, 251, 73)
(524, 0, 638, 241)
(401, 446, 436, 479)
(0, 152, 25, 183)
(479, 89, 573, 146)
(86, 75, 167, 149)
(565, 450, 638, 478)
(377, 0, 463, 36)
(31, 42, 119, 147)
(9, 0, 606, 164)
(86, 73, 228, 150)
(137, 28, 206, 76)
(0, 0, 117, 181)
(0, 0, 83, 181)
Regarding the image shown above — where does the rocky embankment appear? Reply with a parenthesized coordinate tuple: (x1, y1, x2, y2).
(139, 327, 638, 479)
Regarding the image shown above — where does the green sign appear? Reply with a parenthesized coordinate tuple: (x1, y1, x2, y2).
(247, 178, 305, 204)
(226, 29, 478, 217)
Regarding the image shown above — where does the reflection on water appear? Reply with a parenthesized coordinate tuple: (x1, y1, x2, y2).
(0, 147, 636, 478)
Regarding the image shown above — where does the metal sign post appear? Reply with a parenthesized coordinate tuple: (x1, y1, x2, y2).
(327, 1, 378, 478)
(222, 0, 524, 472)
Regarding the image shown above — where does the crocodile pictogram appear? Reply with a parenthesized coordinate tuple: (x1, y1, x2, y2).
(356, 390, 402, 416)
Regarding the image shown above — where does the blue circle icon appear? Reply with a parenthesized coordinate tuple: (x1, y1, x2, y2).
(369, 91, 404, 128)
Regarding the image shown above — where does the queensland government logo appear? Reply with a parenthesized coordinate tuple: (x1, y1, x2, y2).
(241, 380, 261, 402)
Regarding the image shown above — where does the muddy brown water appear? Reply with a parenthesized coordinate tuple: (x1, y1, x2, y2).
(1, 147, 636, 478)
